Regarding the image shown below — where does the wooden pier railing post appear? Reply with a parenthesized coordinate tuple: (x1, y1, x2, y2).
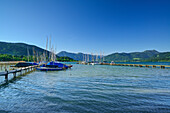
(20, 69, 22, 75)
(160, 66, 165, 69)
(0, 65, 38, 84)
(13, 72, 16, 78)
(152, 65, 156, 68)
(5, 69, 8, 82)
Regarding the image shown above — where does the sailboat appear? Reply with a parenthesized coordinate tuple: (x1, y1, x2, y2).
(36, 61, 68, 71)
(90, 53, 100, 65)
(36, 36, 72, 71)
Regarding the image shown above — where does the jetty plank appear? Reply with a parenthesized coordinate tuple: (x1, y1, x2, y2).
(0, 65, 37, 83)
(0, 72, 7, 76)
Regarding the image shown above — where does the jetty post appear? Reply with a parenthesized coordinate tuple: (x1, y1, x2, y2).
(152, 65, 156, 68)
(5, 69, 8, 82)
(13, 72, 16, 78)
(0, 65, 37, 83)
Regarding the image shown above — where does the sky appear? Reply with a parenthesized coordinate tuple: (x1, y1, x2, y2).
(0, 0, 170, 55)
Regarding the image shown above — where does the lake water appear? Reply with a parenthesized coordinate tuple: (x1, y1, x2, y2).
(0, 63, 170, 112)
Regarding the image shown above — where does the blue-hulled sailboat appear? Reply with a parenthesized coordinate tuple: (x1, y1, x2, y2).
(36, 36, 72, 71)
(36, 61, 72, 71)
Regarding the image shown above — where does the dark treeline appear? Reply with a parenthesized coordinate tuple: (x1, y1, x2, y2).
(0, 54, 28, 61)
(57, 56, 77, 62)
(0, 54, 77, 62)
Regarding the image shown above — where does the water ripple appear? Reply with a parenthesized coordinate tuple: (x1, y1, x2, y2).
(0, 64, 170, 112)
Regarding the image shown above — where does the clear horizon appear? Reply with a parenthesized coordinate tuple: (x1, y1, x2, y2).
(0, 0, 170, 55)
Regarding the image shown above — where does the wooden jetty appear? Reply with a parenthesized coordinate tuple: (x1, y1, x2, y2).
(0, 65, 38, 82)
(101, 63, 170, 69)
(0, 61, 25, 65)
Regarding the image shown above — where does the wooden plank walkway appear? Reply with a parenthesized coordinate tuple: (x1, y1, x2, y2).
(0, 61, 25, 65)
(101, 63, 170, 69)
(0, 65, 38, 82)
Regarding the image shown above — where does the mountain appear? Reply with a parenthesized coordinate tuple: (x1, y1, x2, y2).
(57, 51, 100, 61)
(104, 50, 160, 62)
(57, 50, 170, 62)
(1, 41, 169, 62)
(142, 52, 170, 62)
(0, 41, 52, 56)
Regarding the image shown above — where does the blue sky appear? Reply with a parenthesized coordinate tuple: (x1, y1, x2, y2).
(0, 0, 170, 55)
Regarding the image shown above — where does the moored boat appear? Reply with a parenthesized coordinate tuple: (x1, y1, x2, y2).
(36, 67, 63, 71)
(110, 61, 115, 64)
(36, 61, 72, 71)
(11, 62, 39, 67)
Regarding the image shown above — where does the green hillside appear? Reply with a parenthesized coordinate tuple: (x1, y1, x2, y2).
(58, 50, 170, 62)
(142, 52, 170, 62)
(1, 41, 170, 62)
(0, 41, 76, 62)
(104, 50, 162, 62)
(0, 41, 47, 55)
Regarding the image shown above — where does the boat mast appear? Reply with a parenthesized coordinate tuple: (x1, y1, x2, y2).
(103, 51, 104, 62)
(37, 52, 39, 63)
(53, 47, 55, 61)
(43, 51, 46, 62)
(46, 36, 48, 62)
(54, 46, 56, 61)
(96, 54, 98, 62)
(100, 51, 102, 63)
(91, 53, 94, 62)
(39, 52, 41, 62)
(49, 36, 51, 61)
(51, 45, 54, 61)
(87, 54, 89, 62)
(33, 47, 36, 63)
(85, 54, 86, 62)
(27, 47, 29, 62)
(82, 54, 84, 62)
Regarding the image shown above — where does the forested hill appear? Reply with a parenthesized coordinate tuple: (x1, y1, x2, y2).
(104, 50, 170, 62)
(104, 50, 159, 62)
(57, 50, 170, 62)
(57, 51, 100, 61)
(0, 41, 48, 55)
(142, 52, 170, 62)
(1, 41, 170, 62)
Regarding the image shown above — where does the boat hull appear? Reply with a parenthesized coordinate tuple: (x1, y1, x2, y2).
(36, 67, 63, 71)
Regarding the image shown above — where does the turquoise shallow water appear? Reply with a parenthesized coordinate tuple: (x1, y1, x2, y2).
(0, 63, 170, 112)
